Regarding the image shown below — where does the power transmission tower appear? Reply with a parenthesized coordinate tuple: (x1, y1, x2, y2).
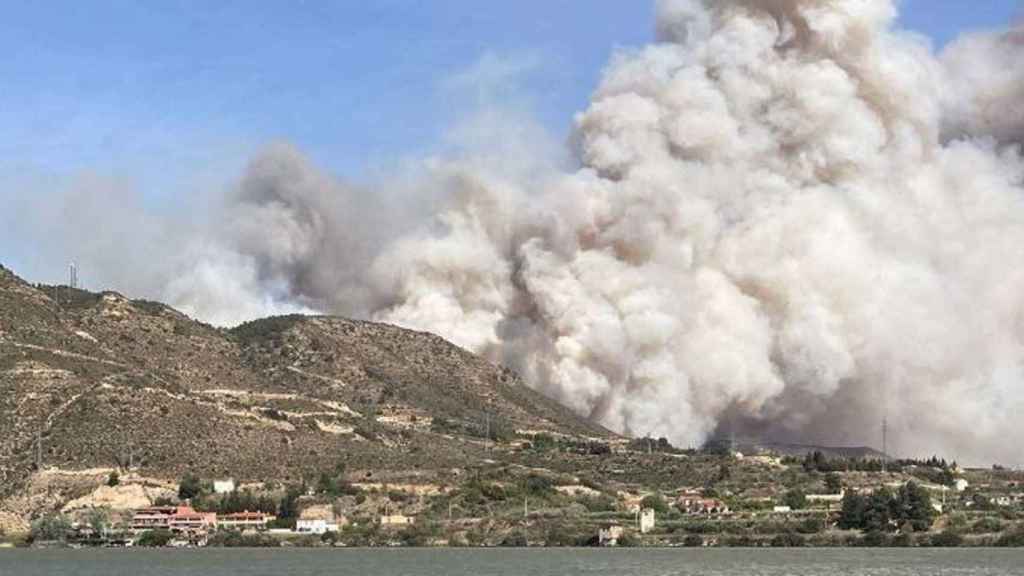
(882, 417, 888, 474)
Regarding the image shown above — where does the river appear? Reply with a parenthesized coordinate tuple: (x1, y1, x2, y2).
(2, 548, 1022, 575)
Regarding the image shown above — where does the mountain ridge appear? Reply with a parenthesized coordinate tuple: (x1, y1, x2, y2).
(0, 263, 615, 504)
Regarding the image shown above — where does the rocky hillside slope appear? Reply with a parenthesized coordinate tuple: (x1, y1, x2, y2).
(0, 264, 612, 501)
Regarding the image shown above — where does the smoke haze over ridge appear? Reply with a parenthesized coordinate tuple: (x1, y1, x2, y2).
(6, 0, 1024, 463)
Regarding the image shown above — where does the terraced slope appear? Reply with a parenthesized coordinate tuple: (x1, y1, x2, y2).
(0, 264, 613, 501)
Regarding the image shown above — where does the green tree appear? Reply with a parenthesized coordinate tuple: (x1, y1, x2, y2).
(316, 471, 339, 496)
(783, 489, 807, 510)
(177, 472, 203, 501)
(824, 473, 843, 495)
(803, 451, 827, 472)
(715, 463, 732, 482)
(895, 482, 935, 532)
(84, 507, 111, 537)
(277, 485, 303, 521)
(862, 488, 895, 532)
(838, 492, 867, 530)
(107, 471, 120, 487)
(640, 493, 669, 514)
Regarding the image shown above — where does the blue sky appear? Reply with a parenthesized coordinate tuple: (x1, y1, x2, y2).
(0, 1, 1020, 275)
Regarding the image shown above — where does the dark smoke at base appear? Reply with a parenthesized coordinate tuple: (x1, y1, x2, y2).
(15, 0, 1024, 465)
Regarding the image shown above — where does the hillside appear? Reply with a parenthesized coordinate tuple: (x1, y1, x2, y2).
(0, 263, 611, 499)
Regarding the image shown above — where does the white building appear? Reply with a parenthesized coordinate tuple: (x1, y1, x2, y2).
(598, 525, 624, 546)
(213, 479, 236, 494)
(807, 491, 845, 504)
(296, 519, 339, 535)
(639, 508, 655, 534)
(380, 515, 415, 527)
(955, 479, 969, 493)
(217, 511, 273, 531)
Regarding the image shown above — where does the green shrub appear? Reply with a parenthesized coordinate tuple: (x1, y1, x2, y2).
(229, 315, 304, 346)
(398, 522, 440, 547)
(682, 521, 721, 535)
(995, 529, 1024, 547)
(860, 530, 890, 547)
(522, 475, 555, 498)
(825, 473, 843, 494)
(617, 532, 640, 547)
(30, 514, 71, 542)
(136, 529, 174, 547)
(797, 516, 825, 534)
(929, 531, 965, 548)
(529, 434, 556, 451)
(891, 533, 913, 547)
(723, 535, 754, 547)
(971, 517, 1004, 534)
(770, 532, 805, 547)
(683, 534, 704, 547)
(499, 531, 528, 547)
(107, 471, 120, 487)
(782, 489, 807, 510)
(543, 525, 577, 547)
(209, 530, 277, 548)
(579, 494, 617, 513)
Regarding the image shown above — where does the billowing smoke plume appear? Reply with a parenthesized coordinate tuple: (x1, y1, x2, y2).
(10, 0, 1024, 463)
(366, 0, 1024, 463)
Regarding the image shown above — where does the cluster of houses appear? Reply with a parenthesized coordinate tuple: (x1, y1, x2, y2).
(129, 506, 275, 542)
(122, 503, 418, 545)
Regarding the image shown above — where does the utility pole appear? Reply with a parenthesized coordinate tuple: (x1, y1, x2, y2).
(882, 417, 888, 474)
(524, 495, 528, 518)
(35, 429, 42, 469)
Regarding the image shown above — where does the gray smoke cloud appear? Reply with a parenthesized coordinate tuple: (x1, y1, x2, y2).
(8, 0, 1024, 463)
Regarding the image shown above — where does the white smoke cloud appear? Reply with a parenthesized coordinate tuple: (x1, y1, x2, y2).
(8, 0, 1024, 464)
(369, 0, 1024, 463)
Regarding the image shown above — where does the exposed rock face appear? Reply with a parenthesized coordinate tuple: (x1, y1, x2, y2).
(0, 264, 612, 512)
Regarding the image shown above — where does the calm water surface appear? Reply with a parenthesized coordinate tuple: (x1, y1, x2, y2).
(1, 548, 1022, 576)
